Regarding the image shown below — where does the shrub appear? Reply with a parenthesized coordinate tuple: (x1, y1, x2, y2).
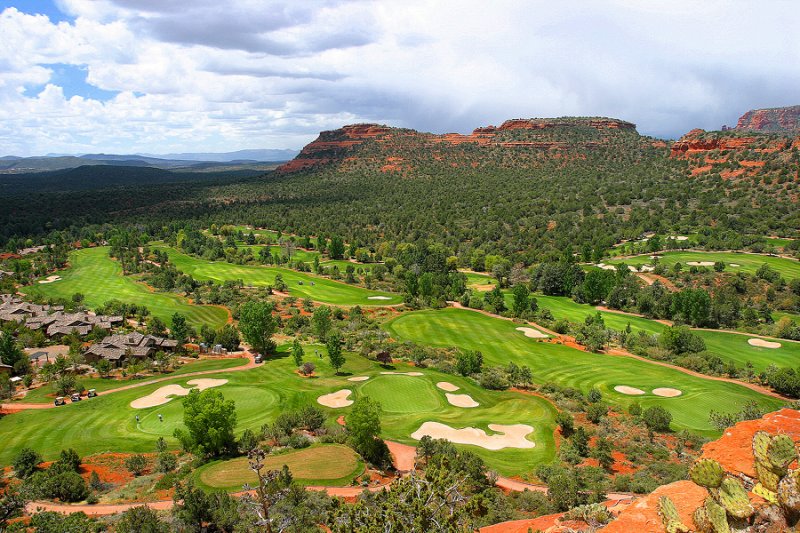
(287, 434, 310, 449)
(642, 406, 673, 432)
(124, 454, 148, 476)
(13, 447, 42, 479)
(156, 452, 177, 473)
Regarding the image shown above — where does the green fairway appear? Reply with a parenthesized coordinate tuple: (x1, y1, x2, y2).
(15, 358, 248, 404)
(21, 247, 229, 329)
(0, 343, 556, 476)
(241, 244, 321, 263)
(530, 294, 666, 335)
(384, 308, 785, 436)
(194, 444, 364, 490)
(605, 251, 800, 279)
(156, 246, 402, 306)
(464, 271, 496, 289)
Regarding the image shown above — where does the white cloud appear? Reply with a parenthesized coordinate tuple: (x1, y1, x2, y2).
(0, 0, 798, 155)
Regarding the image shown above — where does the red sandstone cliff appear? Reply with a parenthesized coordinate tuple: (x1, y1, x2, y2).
(735, 105, 800, 133)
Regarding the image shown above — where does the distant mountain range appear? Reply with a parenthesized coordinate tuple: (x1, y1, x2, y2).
(0, 149, 299, 174)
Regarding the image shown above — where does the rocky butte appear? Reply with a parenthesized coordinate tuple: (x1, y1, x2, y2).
(277, 117, 639, 174)
(735, 105, 800, 133)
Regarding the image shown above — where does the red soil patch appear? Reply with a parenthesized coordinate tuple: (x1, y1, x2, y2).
(600, 480, 705, 532)
(691, 164, 712, 175)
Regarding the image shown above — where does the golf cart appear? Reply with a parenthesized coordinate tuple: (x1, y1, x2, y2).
(254, 354, 263, 364)
(54, 396, 66, 406)
(87, 389, 97, 398)
(70, 393, 81, 402)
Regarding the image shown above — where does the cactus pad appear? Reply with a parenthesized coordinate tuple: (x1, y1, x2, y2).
(752, 430, 771, 464)
(657, 496, 690, 532)
(704, 497, 730, 533)
(718, 477, 754, 518)
(755, 458, 784, 492)
(692, 505, 713, 533)
(767, 434, 797, 470)
(753, 482, 778, 505)
(778, 469, 800, 513)
(690, 458, 725, 489)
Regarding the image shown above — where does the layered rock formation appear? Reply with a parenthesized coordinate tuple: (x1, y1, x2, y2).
(735, 105, 800, 133)
(277, 117, 639, 174)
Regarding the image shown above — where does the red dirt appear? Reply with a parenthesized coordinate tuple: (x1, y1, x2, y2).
(600, 480, 705, 532)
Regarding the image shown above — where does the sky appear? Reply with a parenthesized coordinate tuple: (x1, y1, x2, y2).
(0, 0, 798, 156)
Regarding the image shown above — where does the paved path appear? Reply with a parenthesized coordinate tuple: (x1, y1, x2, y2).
(2, 354, 256, 412)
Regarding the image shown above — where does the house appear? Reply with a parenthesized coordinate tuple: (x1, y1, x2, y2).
(85, 332, 177, 365)
(0, 295, 122, 338)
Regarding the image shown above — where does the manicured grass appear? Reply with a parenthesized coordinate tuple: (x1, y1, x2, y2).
(156, 246, 402, 306)
(16, 358, 248, 404)
(318, 259, 375, 273)
(464, 271, 496, 289)
(605, 251, 800, 279)
(694, 331, 800, 373)
(240, 245, 320, 263)
(0, 343, 557, 476)
(384, 308, 785, 436)
(194, 444, 363, 490)
(360, 375, 443, 413)
(21, 247, 229, 329)
(530, 294, 665, 335)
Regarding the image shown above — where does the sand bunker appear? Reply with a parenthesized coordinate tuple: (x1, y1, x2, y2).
(347, 376, 370, 382)
(436, 382, 460, 392)
(131, 378, 228, 409)
(445, 393, 479, 408)
(38, 275, 62, 284)
(675, 236, 689, 241)
(380, 371, 423, 376)
(639, 265, 654, 272)
(367, 296, 392, 300)
(730, 263, 740, 267)
(652, 388, 682, 397)
(317, 389, 353, 408)
(411, 422, 535, 451)
(596, 263, 617, 271)
(614, 385, 646, 396)
(516, 326, 548, 339)
(687, 261, 715, 267)
(748, 338, 782, 349)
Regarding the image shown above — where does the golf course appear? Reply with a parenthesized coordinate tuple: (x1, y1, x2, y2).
(155, 246, 402, 306)
(0, 344, 557, 476)
(21, 247, 230, 329)
(605, 251, 800, 279)
(383, 308, 786, 436)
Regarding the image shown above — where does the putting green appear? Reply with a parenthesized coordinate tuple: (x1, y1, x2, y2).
(384, 308, 784, 436)
(359, 375, 442, 413)
(21, 247, 229, 329)
(0, 343, 557, 476)
(155, 246, 402, 306)
(194, 444, 364, 490)
(605, 251, 800, 279)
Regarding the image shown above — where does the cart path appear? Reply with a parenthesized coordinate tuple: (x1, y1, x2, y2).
(1, 354, 257, 412)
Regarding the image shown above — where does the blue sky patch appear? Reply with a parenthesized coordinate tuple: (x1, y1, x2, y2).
(1, 0, 74, 23)
(25, 63, 119, 101)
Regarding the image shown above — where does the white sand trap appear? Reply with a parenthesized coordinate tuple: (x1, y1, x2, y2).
(516, 326, 548, 339)
(748, 338, 782, 349)
(730, 263, 740, 267)
(38, 275, 61, 284)
(380, 371, 423, 376)
(317, 389, 353, 408)
(347, 376, 370, 382)
(652, 388, 682, 397)
(446, 393, 479, 408)
(675, 236, 689, 241)
(411, 422, 535, 450)
(367, 296, 393, 300)
(687, 261, 715, 267)
(596, 263, 617, 271)
(131, 378, 228, 409)
(614, 385, 646, 396)
(639, 265, 654, 272)
(436, 382, 460, 392)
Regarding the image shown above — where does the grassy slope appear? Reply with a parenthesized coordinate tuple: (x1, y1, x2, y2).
(194, 444, 364, 490)
(384, 308, 785, 436)
(16, 358, 247, 404)
(21, 247, 229, 329)
(0, 344, 556, 476)
(156, 246, 401, 306)
(516, 293, 800, 373)
(605, 251, 800, 279)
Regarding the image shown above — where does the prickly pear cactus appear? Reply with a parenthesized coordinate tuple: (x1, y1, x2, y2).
(778, 469, 800, 513)
(718, 477, 754, 518)
(704, 497, 730, 533)
(753, 430, 771, 464)
(690, 458, 725, 489)
(755, 458, 784, 492)
(658, 496, 690, 533)
(753, 482, 778, 505)
(767, 434, 797, 470)
(692, 505, 713, 533)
